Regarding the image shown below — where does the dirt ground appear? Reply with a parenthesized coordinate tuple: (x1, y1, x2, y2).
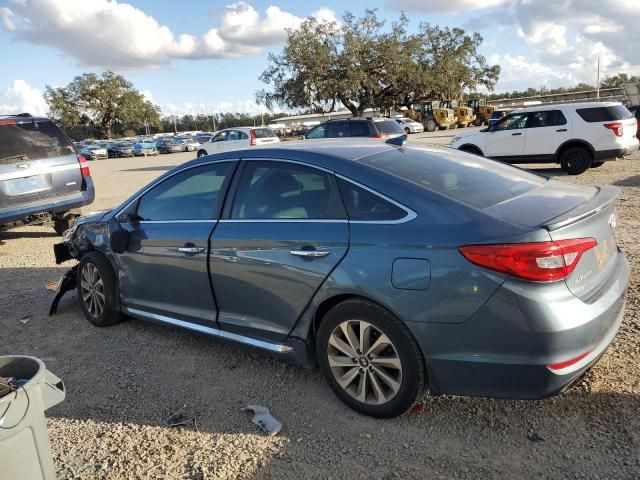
(1, 135, 639, 479)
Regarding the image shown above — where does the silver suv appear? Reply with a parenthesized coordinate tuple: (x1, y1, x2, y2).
(0, 113, 95, 234)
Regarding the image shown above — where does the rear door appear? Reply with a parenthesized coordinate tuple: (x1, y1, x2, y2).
(485, 112, 528, 161)
(115, 161, 236, 325)
(209, 159, 349, 341)
(325, 121, 350, 138)
(0, 118, 82, 213)
(523, 109, 572, 160)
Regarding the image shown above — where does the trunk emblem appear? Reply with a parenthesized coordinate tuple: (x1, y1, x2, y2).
(16, 163, 29, 169)
(608, 213, 617, 229)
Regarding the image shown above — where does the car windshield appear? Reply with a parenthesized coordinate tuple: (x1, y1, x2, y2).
(364, 147, 546, 209)
(0, 119, 74, 162)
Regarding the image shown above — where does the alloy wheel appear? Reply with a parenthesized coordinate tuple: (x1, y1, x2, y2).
(327, 320, 402, 405)
(80, 263, 105, 318)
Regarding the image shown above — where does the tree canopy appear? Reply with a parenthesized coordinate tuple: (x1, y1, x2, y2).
(44, 71, 161, 139)
(258, 10, 500, 116)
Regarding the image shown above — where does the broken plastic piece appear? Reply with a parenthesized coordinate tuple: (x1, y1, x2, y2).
(242, 404, 282, 436)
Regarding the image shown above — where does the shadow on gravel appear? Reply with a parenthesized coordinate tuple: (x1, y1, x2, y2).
(0, 230, 59, 240)
(3, 265, 639, 479)
(121, 165, 175, 173)
(613, 175, 640, 187)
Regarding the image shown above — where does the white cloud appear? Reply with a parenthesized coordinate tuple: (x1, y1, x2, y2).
(488, 54, 574, 91)
(386, 0, 510, 13)
(0, 0, 336, 69)
(0, 79, 48, 116)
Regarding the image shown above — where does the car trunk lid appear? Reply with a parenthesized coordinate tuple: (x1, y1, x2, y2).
(484, 181, 619, 299)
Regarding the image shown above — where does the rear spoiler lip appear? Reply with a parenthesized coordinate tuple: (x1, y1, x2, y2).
(542, 185, 620, 231)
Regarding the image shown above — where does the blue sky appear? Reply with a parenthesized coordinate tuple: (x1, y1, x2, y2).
(0, 0, 638, 116)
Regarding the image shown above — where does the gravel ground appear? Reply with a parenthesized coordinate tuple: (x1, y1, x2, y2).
(1, 137, 639, 480)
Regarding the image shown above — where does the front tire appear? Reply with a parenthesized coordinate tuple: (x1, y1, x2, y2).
(77, 252, 125, 327)
(425, 119, 437, 132)
(560, 146, 593, 175)
(316, 299, 425, 418)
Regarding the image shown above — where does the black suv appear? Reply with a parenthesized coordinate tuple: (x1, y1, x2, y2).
(305, 118, 407, 140)
(0, 113, 95, 235)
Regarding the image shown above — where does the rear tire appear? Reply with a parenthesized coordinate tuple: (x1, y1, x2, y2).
(316, 299, 425, 418)
(77, 252, 125, 327)
(425, 119, 437, 132)
(560, 146, 593, 175)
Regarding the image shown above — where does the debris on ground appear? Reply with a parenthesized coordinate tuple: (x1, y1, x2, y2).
(242, 405, 282, 436)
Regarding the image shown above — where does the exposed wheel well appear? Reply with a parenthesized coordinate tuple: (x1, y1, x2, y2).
(555, 140, 594, 162)
(459, 144, 483, 156)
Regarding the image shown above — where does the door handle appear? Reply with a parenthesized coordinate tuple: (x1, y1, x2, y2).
(511, 132, 522, 136)
(178, 246, 205, 254)
(290, 249, 330, 258)
(556, 128, 568, 132)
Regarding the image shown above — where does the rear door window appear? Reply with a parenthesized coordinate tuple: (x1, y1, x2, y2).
(0, 119, 74, 163)
(525, 110, 567, 128)
(349, 121, 371, 137)
(576, 105, 633, 122)
(325, 121, 349, 138)
(231, 161, 345, 219)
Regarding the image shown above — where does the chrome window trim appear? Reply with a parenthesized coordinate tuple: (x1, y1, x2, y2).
(123, 307, 293, 353)
(138, 220, 218, 224)
(334, 173, 417, 225)
(114, 159, 235, 219)
(219, 219, 348, 224)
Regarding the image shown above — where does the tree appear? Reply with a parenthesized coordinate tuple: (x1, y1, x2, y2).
(600, 73, 640, 89)
(44, 72, 161, 139)
(259, 10, 420, 117)
(410, 24, 500, 103)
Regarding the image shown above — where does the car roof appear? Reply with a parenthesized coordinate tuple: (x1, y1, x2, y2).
(513, 101, 622, 113)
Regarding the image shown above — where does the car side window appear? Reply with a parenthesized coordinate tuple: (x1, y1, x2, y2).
(349, 121, 370, 137)
(337, 179, 407, 221)
(212, 132, 227, 142)
(239, 131, 249, 140)
(525, 110, 567, 128)
(306, 124, 326, 139)
(231, 161, 346, 220)
(227, 130, 241, 141)
(326, 121, 349, 138)
(492, 112, 528, 131)
(136, 163, 232, 221)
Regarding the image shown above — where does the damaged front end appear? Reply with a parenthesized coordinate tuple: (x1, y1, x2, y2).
(49, 210, 115, 315)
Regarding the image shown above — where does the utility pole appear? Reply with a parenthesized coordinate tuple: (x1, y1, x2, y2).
(596, 57, 601, 99)
(173, 115, 177, 134)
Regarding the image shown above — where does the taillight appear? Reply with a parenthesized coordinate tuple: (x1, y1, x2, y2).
(370, 133, 383, 138)
(77, 155, 90, 178)
(458, 238, 597, 282)
(0, 120, 17, 125)
(603, 122, 623, 137)
(249, 129, 256, 146)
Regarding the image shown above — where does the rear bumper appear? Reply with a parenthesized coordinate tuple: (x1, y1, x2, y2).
(0, 182, 95, 225)
(594, 142, 639, 160)
(408, 250, 629, 399)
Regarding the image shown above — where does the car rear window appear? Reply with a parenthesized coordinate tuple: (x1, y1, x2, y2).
(375, 120, 405, 134)
(253, 128, 277, 138)
(0, 119, 74, 163)
(365, 148, 546, 209)
(576, 105, 633, 122)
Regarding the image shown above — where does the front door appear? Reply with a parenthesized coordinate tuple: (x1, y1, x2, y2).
(209, 160, 349, 341)
(523, 109, 571, 160)
(485, 111, 529, 161)
(115, 161, 235, 325)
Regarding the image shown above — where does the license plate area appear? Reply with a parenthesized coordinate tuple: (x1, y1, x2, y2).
(3, 175, 51, 196)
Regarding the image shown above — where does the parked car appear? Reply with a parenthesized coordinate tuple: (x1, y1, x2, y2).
(176, 137, 199, 152)
(451, 102, 640, 175)
(132, 142, 158, 156)
(156, 138, 183, 154)
(393, 117, 424, 134)
(487, 109, 511, 127)
(80, 144, 108, 160)
(304, 118, 407, 141)
(107, 142, 134, 158)
(195, 133, 213, 144)
(0, 113, 95, 234)
(52, 139, 628, 417)
(196, 127, 279, 157)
